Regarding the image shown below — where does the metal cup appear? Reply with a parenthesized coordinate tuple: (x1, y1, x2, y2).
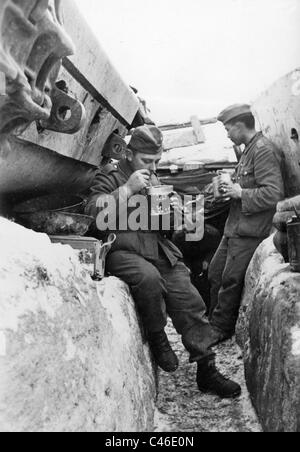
(213, 173, 231, 200)
(287, 218, 300, 272)
(146, 185, 174, 216)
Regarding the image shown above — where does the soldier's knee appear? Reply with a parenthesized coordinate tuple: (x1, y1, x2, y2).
(139, 266, 162, 289)
(132, 266, 165, 296)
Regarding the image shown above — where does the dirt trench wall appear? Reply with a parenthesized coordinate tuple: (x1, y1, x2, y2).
(236, 236, 300, 432)
(0, 218, 156, 432)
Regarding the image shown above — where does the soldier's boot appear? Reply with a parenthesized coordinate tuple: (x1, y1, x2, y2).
(196, 356, 241, 399)
(148, 330, 179, 373)
(209, 326, 234, 347)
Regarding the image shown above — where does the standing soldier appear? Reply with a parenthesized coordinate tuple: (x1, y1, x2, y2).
(209, 104, 284, 344)
(86, 125, 241, 399)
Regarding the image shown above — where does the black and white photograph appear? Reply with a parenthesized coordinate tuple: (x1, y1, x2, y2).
(0, 0, 300, 435)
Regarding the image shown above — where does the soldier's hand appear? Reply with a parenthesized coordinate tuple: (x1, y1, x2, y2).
(169, 192, 183, 213)
(125, 170, 150, 196)
(220, 182, 242, 200)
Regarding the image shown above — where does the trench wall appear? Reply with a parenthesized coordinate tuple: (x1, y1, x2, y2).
(237, 236, 300, 432)
(252, 68, 300, 197)
(0, 218, 156, 432)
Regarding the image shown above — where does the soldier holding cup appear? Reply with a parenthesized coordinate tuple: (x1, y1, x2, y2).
(208, 104, 284, 345)
(86, 125, 241, 399)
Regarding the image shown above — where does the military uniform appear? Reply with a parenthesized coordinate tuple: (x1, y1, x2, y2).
(85, 157, 214, 363)
(209, 131, 284, 334)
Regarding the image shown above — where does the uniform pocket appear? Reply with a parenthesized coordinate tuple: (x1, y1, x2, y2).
(240, 165, 255, 189)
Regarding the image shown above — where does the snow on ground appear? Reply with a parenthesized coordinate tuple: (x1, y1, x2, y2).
(154, 321, 262, 433)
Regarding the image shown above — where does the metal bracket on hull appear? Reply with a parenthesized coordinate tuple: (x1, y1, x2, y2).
(39, 85, 86, 134)
(0, 0, 83, 135)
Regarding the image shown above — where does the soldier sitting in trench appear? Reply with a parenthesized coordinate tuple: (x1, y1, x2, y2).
(85, 125, 241, 399)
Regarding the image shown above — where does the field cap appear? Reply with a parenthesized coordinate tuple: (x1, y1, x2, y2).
(217, 104, 252, 125)
(128, 125, 163, 154)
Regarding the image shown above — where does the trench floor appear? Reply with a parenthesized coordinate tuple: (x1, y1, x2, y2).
(154, 322, 262, 433)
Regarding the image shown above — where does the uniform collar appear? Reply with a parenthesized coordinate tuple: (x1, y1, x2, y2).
(118, 158, 134, 178)
(243, 132, 263, 155)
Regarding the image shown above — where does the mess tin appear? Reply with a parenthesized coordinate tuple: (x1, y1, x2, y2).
(146, 185, 174, 216)
(50, 234, 116, 280)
